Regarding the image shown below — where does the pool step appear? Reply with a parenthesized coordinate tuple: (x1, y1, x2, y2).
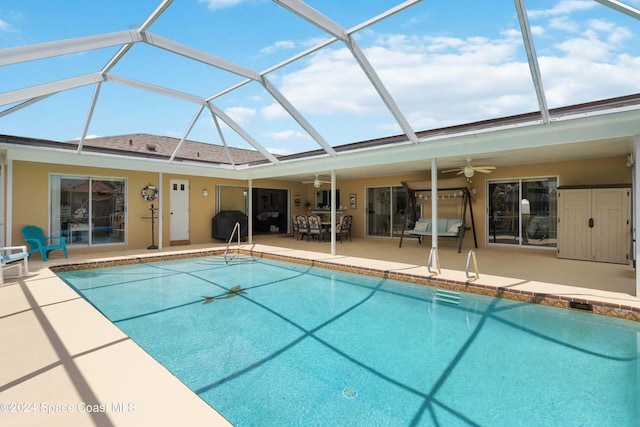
(435, 289, 460, 305)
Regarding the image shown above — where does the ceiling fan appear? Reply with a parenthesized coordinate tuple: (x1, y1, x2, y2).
(302, 174, 331, 189)
(441, 158, 496, 179)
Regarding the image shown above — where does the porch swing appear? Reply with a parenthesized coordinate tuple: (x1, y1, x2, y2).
(398, 184, 477, 253)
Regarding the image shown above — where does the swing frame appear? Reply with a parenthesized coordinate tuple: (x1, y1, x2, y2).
(398, 184, 478, 253)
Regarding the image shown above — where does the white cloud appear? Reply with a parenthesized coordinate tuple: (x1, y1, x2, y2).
(528, 0, 596, 19)
(260, 103, 288, 120)
(198, 0, 247, 10)
(263, 130, 308, 140)
(0, 17, 9, 32)
(224, 106, 256, 126)
(260, 40, 296, 55)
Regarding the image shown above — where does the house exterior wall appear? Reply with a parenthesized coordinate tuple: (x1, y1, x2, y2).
(8, 156, 631, 254)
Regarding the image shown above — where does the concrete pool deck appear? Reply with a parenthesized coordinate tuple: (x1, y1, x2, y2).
(1, 236, 638, 426)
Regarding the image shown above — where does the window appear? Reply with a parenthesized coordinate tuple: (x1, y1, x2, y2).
(315, 189, 339, 210)
(488, 177, 557, 248)
(51, 175, 126, 245)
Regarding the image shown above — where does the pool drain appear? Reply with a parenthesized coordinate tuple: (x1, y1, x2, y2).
(343, 387, 358, 399)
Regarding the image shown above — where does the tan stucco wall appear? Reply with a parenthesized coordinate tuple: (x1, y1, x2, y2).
(8, 155, 631, 253)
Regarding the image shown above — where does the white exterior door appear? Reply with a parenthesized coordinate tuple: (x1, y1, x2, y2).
(170, 179, 190, 243)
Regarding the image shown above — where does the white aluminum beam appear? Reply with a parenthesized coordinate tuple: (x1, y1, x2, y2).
(105, 74, 204, 104)
(77, 82, 103, 153)
(0, 73, 104, 106)
(273, 0, 419, 143)
(261, 76, 337, 156)
(594, 0, 640, 20)
(0, 31, 143, 66)
(139, 0, 174, 31)
(0, 94, 53, 117)
(144, 33, 261, 81)
(170, 104, 205, 162)
(210, 110, 237, 168)
(348, 40, 418, 143)
(515, 0, 550, 124)
(102, 1, 173, 73)
(274, 0, 349, 41)
(206, 101, 281, 164)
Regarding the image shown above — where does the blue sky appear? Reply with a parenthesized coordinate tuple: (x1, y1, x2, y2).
(2, 0, 640, 156)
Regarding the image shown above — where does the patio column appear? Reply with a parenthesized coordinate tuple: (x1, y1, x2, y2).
(330, 170, 336, 256)
(431, 158, 438, 250)
(157, 172, 163, 250)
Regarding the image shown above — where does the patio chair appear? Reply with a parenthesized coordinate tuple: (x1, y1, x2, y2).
(0, 245, 29, 284)
(307, 215, 323, 242)
(291, 216, 299, 239)
(21, 225, 68, 262)
(337, 215, 353, 242)
(296, 215, 309, 241)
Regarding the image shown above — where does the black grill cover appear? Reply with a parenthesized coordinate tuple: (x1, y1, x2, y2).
(212, 210, 248, 241)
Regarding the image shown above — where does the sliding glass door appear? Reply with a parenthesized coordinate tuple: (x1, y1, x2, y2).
(366, 186, 407, 238)
(51, 175, 126, 245)
(488, 177, 557, 248)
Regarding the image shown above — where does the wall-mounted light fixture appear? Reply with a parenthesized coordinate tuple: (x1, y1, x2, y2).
(243, 187, 248, 197)
(202, 189, 209, 197)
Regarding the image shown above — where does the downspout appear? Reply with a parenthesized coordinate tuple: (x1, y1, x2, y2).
(247, 179, 253, 244)
(631, 135, 640, 296)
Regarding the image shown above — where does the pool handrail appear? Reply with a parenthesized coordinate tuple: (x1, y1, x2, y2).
(427, 246, 441, 275)
(466, 249, 479, 281)
(224, 222, 241, 264)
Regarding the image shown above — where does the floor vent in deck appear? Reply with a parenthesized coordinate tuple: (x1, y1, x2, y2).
(569, 301, 593, 312)
(436, 289, 460, 305)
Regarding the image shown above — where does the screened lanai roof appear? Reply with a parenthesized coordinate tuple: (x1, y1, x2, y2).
(2, 0, 640, 181)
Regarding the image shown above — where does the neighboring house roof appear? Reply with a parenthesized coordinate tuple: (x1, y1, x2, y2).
(0, 133, 270, 166)
(77, 134, 269, 165)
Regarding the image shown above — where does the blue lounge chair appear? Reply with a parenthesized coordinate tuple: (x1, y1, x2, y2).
(21, 225, 68, 261)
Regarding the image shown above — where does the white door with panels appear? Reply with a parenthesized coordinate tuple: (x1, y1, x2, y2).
(170, 179, 190, 244)
(557, 187, 630, 264)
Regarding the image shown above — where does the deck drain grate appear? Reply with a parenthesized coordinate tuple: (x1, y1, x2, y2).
(343, 387, 358, 399)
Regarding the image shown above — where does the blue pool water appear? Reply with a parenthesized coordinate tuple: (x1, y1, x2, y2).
(58, 255, 640, 426)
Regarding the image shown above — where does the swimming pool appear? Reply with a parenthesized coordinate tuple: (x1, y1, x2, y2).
(58, 255, 640, 426)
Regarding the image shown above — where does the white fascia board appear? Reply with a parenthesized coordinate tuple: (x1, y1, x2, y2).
(105, 74, 204, 104)
(144, 33, 261, 81)
(3, 143, 245, 179)
(242, 107, 640, 179)
(0, 73, 104, 106)
(0, 31, 143, 66)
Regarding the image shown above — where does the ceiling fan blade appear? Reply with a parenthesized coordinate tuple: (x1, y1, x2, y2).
(441, 168, 463, 173)
(474, 167, 496, 173)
